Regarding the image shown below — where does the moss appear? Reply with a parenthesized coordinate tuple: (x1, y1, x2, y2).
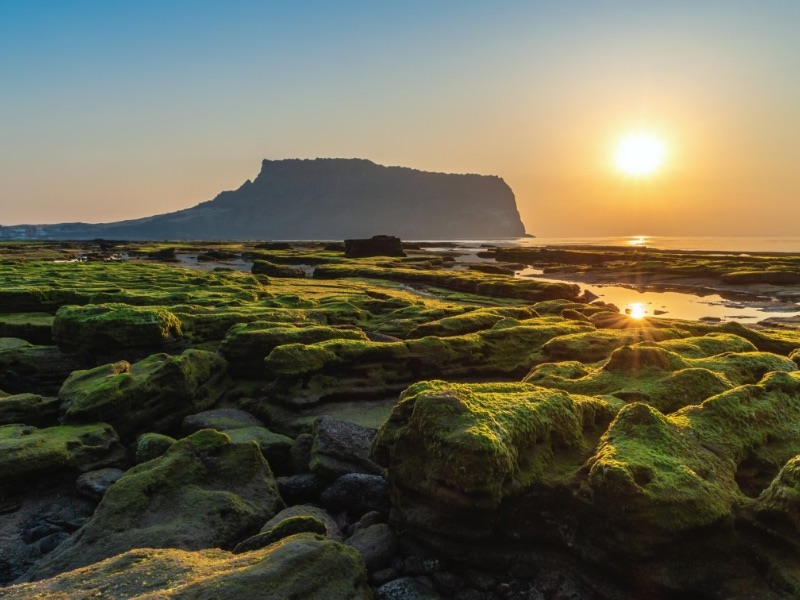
(526, 335, 789, 414)
(0, 422, 124, 482)
(4, 535, 371, 599)
(135, 432, 177, 464)
(26, 428, 285, 580)
(541, 327, 684, 363)
(52, 303, 183, 352)
(579, 402, 740, 547)
(0, 392, 60, 426)
(59, 350, 229, 438)
(673, 371, 800, 468)
(264, 317, 593, 404)
(752, 455, 800, 544)
(251, 260, 305, 278)
(0, 312, 55, 344)
(407, 306, 539, 338)
(240, 517, 329, 552)
(372, 380, 616, 509)
(313, 263, 582, 302)
(220, 322, 367, 377)
(186, 428, 232, 453)
(693, 351, 797, 386)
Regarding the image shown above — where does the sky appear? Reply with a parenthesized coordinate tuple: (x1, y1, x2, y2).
(1, 1, 799, 236)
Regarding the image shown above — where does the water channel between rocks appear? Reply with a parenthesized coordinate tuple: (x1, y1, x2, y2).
(516, 267, 800, 324)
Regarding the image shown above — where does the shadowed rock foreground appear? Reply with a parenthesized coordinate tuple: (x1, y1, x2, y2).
(2, 240, 800, 599)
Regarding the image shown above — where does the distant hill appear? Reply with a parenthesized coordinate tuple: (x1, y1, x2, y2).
(0, 159, 528, 240)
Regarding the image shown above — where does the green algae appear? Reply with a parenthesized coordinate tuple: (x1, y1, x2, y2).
(372, 380, 616, 509)
(3, 535, 371, 599)
(59, 350, 229, 437)
(407, 306, 539, 338)
(0, 312, 54, 344)
(526, 334, 797, 414)
(53, 303, 183, 352)
(313, 262, 582, 302)
(26, 428, 285, 581)
(0, 422, 124, 482)
(264, 317, 594, 404)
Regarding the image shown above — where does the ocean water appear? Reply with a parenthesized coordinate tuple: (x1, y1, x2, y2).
(435, 236, 800, 253)
(434, 237, 800, 323)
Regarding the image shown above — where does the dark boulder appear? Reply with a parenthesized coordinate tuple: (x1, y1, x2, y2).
(345, 235, 406, 258)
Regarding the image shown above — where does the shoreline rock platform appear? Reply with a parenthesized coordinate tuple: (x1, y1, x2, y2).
(2, 239, 800, 598)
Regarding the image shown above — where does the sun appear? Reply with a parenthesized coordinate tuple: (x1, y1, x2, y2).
(614, 132, 666, 176)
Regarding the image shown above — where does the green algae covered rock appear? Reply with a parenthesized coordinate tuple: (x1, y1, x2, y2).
(540, 327, 684, 363)
(0, 337, 83, 395)
(59, 349, 228, 437)
(252, 259, 306, 278)
(52, 303, 183, 356)
(407, 306, 539, 338)
(134, 432, 177, 464)
(264, 317, 593, 405)
(579, 402, 740, 551)
(526, 335, 797, 414)
(0, 392, 59, 426)
(223, 426, 294, 475)
(372, 380, 615, 511)
(25, 429, 285, 581)
(752, 455, 800, 545)
(0, 422, 125, 483)
(219, 321, 368, 377)
(5, 534, 370, 599)
(577, 371, 800, 555)
(0, 312, 54, 344)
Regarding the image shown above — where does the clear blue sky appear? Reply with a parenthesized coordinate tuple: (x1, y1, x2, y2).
(2, 1, 799, 235)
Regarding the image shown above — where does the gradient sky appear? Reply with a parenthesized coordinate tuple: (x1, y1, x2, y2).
(2, 1, 799, 236)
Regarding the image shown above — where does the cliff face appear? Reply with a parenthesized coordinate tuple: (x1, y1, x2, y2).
(1, 159, 528, 240)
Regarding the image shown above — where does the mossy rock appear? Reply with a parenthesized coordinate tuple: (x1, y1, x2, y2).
(526, 335, 796, 414)
(313, 262, 582, 302)
(579, 371, 800, 555)
(4, 535, 370, 599)
(791, 348, 800, 368)
(0, 422, 125, 484)
(59, 349, 229, 438)
(252, 259, 306, 278)
(751, 455, 800, 546)
(219, 322, 368, 377)
(0, 393, 59, 426)
(134, 432, 177, 464)
(541, 327, 684, 363)
(0, 337, 83, 395)
(52, 303, 183, 356)
(234, 516, 329, 553)
(407, 306, 538, 338)
(372, 380, 616, 511)
(579, 403, 740, 552)
(223, 426, 294, 475)
(0, 312, 54, 344)
(25, 429, 284, 581)
(264, 317, 593, 405)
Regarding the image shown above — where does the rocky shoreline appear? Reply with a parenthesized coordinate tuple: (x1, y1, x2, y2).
(2, 239, 800, 598)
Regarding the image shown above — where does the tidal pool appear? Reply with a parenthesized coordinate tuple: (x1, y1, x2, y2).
(516, 268, 800, 323)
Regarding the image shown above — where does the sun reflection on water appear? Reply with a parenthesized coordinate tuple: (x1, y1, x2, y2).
(626, 302, 647, 319)
(628, 236, 648, 247)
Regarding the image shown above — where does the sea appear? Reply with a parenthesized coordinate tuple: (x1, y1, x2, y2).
(434, 236, 800, 323)
(437, 236, 800, 254)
